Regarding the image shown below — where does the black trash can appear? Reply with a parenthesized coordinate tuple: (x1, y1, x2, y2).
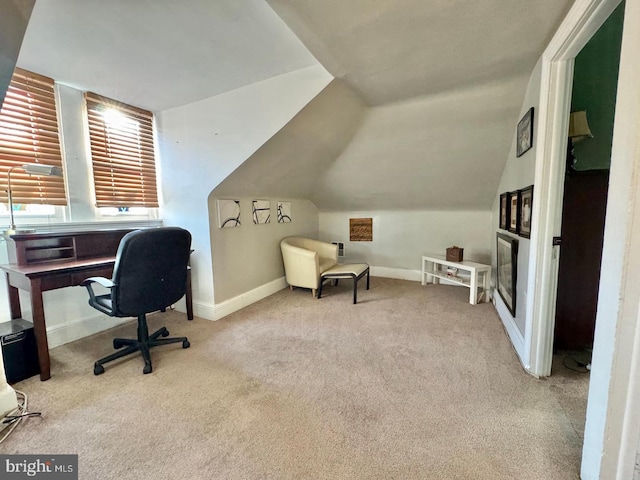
(0, 318, 39, 384)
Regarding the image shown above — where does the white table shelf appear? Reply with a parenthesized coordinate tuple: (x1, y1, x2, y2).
(421, 254, 491, 305)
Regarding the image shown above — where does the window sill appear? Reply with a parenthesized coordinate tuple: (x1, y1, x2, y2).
(1, 219, 163, 235)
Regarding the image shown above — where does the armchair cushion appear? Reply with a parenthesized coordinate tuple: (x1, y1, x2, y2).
(280, 237, 338, 290)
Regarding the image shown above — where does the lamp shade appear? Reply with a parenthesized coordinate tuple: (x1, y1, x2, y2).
(568, 110, 593, 143)
(22, 163, 63, 177)
(4, 162, 64, 235)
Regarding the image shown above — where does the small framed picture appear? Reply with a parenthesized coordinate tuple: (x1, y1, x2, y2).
(277, 201, 292, 223)
(508, 191, 520, 234)
(516, 107, 534, 157)
(499, 192, 510, 230)
(217, 199, 241, 228)
(519, 185, 534, 238)
(252, 200, 271, 224)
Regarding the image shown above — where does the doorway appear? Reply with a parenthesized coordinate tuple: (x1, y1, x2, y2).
(553, 2, 624, 363)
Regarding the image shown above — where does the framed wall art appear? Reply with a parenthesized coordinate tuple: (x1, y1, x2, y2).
(277, 201, 292, 223)
(516, 107, 534, 157)
(499, 192, 509, 230)
(252, 200, 271, 224)
(508, 191, 520, 234)
(217, 199, 241, 228)
(350, 218, 373, 241)
(519, 185, 534, 239)
(496, 233, 518, 317)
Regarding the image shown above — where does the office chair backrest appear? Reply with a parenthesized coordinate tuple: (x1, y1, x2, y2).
(111, 227, 192, 317)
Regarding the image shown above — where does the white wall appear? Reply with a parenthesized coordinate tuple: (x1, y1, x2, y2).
(209, 197, 318, 303)
(319, 210, 492, 280)
(491, 58, 542, 347)
(156, 65, 332, 318)
(57, 83, 97, 222)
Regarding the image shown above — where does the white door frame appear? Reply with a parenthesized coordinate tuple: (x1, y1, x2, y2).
(529, 0, 640, 478)
(528, 0, 621, 377)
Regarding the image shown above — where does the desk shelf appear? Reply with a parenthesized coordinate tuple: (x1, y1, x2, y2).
(22, 237, 76, 264)
(25, 246, 76, 264)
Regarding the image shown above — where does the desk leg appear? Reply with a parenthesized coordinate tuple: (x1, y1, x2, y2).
(30, 278, 51, 381)
(6, 281, 22, 320)
(469, 269, 478, 305)
(186, 269, 194, 320)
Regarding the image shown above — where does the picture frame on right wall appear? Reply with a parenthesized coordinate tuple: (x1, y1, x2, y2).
(516, 107, 534, 157)
(519, 185, 534, 239)
(499, 192, 509, 230)
(508, 191, 520, 234)
(496, 233, 518, 317)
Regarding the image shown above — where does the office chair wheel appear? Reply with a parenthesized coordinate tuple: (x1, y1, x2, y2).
(94, 363, 105, 375)
(161, 328, 170, 337)
(143, 363, 152, 374)
(183, 340, 190, 348)
(113, 339, 125, 349)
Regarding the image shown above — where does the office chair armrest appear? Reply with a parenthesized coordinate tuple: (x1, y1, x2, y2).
(82, 277, 115, 288)
(82, 276, 115, 302)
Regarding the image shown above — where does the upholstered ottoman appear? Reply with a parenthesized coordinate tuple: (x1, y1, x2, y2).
(317, 263, 370, 304)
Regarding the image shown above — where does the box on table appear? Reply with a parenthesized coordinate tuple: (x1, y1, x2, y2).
(446, 246, 464, 262)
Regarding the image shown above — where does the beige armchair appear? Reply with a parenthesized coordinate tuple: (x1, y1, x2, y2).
(280, 237, 338, 297)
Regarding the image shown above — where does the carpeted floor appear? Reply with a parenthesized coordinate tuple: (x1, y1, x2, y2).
(3, 278, 588, 479)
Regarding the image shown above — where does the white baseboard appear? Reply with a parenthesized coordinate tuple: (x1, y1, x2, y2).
(47, 314, 131, 349)
(493, 294, 529, 371)
(192, 301, 216, 321)
(171, 297, 216, 321)
(47, 301, 214, 348)
(370, 266, 421, 282)
(213, 277, 288, 320)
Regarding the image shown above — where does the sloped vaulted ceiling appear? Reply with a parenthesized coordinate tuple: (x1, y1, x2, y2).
(266, 0, 574, 105)
(216, 0, 574, 210)
(16, 0, 319, 111)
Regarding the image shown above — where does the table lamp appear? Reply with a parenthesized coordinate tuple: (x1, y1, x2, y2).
(4, 163, 63, 236)
(567, 110, 594, 173)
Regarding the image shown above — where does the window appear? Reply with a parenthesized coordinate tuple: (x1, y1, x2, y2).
(84, 92, 158, 207)
(0, 68, 66, 206)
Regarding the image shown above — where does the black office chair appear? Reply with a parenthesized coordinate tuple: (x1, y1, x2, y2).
(82, 227, 192, 375)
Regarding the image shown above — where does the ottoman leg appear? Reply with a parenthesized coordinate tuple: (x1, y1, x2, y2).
(352, 273, 358, 304)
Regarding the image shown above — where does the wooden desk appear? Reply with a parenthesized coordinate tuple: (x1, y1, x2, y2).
(0, 229, 193, 381)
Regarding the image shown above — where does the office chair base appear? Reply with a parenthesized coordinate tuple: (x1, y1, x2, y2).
(93, 316, 190, 375)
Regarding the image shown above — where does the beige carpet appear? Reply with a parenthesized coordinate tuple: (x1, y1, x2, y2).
(4, 278, 588, 479)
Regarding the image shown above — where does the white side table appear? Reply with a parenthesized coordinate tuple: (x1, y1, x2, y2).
(421, 254, 491, 305)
